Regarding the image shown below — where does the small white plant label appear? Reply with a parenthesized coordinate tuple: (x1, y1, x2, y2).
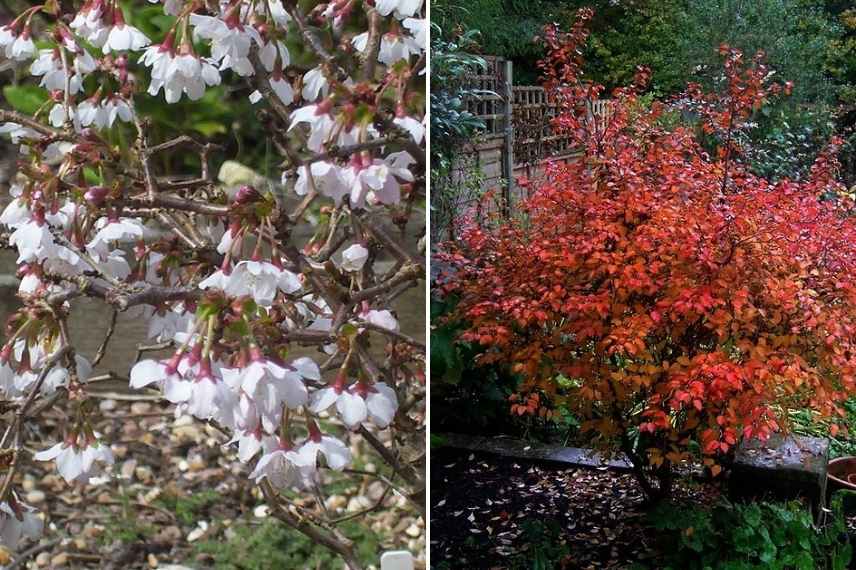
(380, 550, 414, 570)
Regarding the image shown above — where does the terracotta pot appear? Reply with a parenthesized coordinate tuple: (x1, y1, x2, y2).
(828, 457, 856, 491)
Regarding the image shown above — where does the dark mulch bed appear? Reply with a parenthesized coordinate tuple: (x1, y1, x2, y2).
(429, 448, 722, 569)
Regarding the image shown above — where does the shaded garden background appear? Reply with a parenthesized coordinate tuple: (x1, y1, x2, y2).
(431, 2, 856, 568)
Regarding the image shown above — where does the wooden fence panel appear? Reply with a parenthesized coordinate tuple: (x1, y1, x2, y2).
(457, 57, 615, 209)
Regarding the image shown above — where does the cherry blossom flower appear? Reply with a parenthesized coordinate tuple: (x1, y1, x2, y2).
(403, 18, 427, 48)
(102, 10, 150, 54)
(218, 260, 302, 306)
(0, 496, 43, 549)
(0, 122, 38, 143)
(156, 52, 222, 103)
(289, 105, 336, 149)
(34, 438, 114, 484)
(363, 308, 400, 332)
(0, 25, 16, 56)
(229, 424, 277, 463)
(249, 441, 314, 489)
(147, 0, 183, 16)
(30, 50, 89, 94)
(42, 354, 93, 394)
(8, 31, 37, 61)
(293, 161, 349, 204)
(228, 353, 317, 431)
(313, 380, 397, 429)
(259, 39, 289, 72)
(352, 31, 420, 66)
(9, 221, 56, 264)
(393, 114, 425, 144)
(297, 428, 351, 471)
(173, 360, 234, 421)
(87, 216, 146, 257)
(130, 356, 183, 391)
(346, 154, 415, 208)
(378, 33, 421, 65)
(190, 13, 261, 76)
(340, 244, 369, 272)
(70, 1, 107, 43)
(301, 66, 329, 101)
(376, 0, 424, 19)
(359, 381, 399, 428)
(269, 74, 294, 105)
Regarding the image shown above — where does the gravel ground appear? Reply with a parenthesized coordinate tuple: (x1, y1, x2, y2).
(6, 397, 424, 569)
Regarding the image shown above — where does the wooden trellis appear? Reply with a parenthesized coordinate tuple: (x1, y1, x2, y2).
(465, 56, 508, 137)
(461, 57, 615, 212)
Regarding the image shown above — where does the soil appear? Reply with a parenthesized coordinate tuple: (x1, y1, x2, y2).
(429, 448, 721, 570)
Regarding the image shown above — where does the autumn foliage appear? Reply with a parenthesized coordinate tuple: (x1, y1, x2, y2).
(442, 10, 856, 497)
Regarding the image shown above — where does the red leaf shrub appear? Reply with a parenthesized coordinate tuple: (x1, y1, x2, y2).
(443, 11, 856, 498)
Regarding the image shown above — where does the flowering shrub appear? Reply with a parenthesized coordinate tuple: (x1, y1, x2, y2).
(444, 10, 856, 499)
(0, 0, 425, 567)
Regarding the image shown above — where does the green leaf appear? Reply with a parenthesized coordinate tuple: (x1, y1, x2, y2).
(3, 85, 49, 115)
(192, 120, 228, 137)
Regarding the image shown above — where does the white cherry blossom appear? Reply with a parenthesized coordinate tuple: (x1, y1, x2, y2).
(301, 66, 329, 101)
(363, 308, 400, 332)
(340, 244, 369, 272)
(297, 432, 351, 470)
(376, 0, 424, 18)
(293, 161, 349, 204)
(34, 439, 114, 484)
(250, 443, 314, 489)
(0, 497, 43, 549)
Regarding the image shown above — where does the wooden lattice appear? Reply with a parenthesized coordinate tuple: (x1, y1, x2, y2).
(463, 56, 615, 170)
(464, 56, 507, 138)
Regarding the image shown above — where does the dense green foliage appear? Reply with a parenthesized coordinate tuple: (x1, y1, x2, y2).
(646, 498, 852, 570)
(792, 397, 856, 458)
(429, 19, 492, 239)
(430, 294, 521, 434)
(433, 0, 848, 98)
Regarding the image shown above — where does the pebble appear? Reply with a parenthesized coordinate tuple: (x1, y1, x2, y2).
(147, 553, 159, 568)
(174, 415, 193, 427)
(325, 495, 347, 511)
(135, 466, 154, 483)
(367, 481, 387, 501)
(187, 521, 209, 543)
(21, 477, 35, 492)
(154, 526, 182, 544)
(144, 487, 162, 503)
(121, 459, 138, 479)
(50, 552, 68, 566)
(130, 402, 152, 414)
(347, 496, 372, 512)
(253, 505, 269, 518)
(405, 523, 421, 538)
(187, 455, 206, 471)
(36, 552, 51, 567)
(26, 490, 46, 504)
(99, 399, 118, 412)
